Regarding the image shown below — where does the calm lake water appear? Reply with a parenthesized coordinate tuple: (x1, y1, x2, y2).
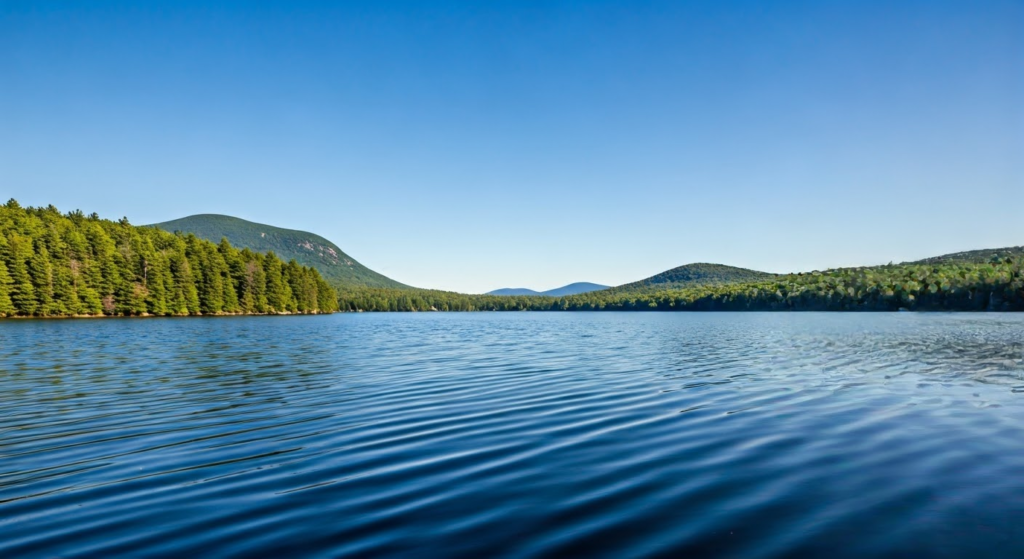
(3, 313, 1024, 557)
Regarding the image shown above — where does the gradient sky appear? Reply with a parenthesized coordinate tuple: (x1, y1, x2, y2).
(2, 1, 1021, 293)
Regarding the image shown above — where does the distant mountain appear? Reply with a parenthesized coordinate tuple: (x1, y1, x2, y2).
(542, 282, 610, 297)
(611, 263, 775, 293)
(150, 214, 408, 289)
(487, 265, 769, 297)
(488, 288, 543, 296)
(487, 282, 610, 297)
(911, 246, 1024, 265)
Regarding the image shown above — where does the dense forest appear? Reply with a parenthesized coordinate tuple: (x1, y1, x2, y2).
(336, 263, 783, 312)
(338, 258, 1024, 312)
(337, 287, 549, 312)
(0, 201, 338, 317)
(4, 200, 1021, 316)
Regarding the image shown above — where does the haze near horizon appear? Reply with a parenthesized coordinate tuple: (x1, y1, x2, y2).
(1, 0, 1021, 293)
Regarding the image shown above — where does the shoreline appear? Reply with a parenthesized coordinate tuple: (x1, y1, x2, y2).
(0, 311, 332, 320)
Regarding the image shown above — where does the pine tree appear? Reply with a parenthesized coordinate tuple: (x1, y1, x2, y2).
(0, 203, 339, 318)
(145, 250, 171, 315)
(6, 234, 37, 315)
(0, 259, 15, 316)
(264, 253, 293, 313)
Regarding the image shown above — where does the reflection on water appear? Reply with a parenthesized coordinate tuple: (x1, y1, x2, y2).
(2, 313, 1024, 557)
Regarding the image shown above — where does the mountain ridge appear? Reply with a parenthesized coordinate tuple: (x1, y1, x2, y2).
(150, 214, 408, 290)
(487, 282, 609, 297)
(909, 246, 1024, 265)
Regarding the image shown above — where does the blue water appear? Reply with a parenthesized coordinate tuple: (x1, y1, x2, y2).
(2, 313, 1024, 557)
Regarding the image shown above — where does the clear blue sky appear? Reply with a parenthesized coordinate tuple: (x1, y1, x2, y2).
(2, 1, 1021, 293)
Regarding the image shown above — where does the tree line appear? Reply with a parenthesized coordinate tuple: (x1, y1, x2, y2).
(336, 287, 547, 312)
(338, 258, 1024, 312)
(0, 200, 338, 317)
(4, 198, 1020, 316)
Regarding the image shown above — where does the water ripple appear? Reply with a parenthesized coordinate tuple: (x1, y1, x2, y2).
(2, 313, 1024, 557)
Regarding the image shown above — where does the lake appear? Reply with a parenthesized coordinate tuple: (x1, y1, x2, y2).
(2, 313, 1024, 557)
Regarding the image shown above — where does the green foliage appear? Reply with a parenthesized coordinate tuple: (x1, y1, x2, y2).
(0, 201, 339, 317)
(7, 200, 1022, 315)
(150, 214, 408, 290)
(338, 259, 1024, 312)
(604, 263, 775, 294)
(0, 258, 14, 315)
(912, 246, 1024, 265)
(337, 287, 552, 312)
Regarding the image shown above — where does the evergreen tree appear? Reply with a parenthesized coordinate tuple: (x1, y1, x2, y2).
(264, 253, 294, 312)
(0, 202, 337, 318)
(0, 259, 15, 316)
(29, 244, 56, 315)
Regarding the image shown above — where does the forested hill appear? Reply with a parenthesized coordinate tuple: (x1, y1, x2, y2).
(911, 246, 1024, 265)
(0, 201, 338, 317)
(609, 263, 775, 293)
(337, 257, 1024, 312)
(151, 214, 408, 290)
(486, 266, 773, 298)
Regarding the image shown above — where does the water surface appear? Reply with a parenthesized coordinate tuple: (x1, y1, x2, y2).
(2, 313, 1024, 557)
